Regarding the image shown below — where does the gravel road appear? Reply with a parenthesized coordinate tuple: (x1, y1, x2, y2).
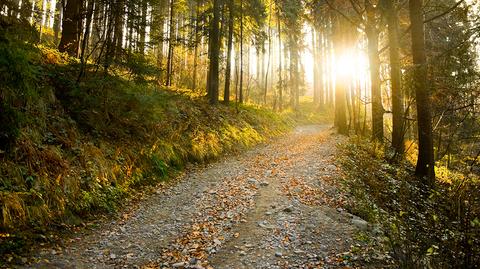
(25, 125, 392, 269)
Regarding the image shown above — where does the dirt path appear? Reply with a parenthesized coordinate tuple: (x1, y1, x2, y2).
(25, 125, 386, 269)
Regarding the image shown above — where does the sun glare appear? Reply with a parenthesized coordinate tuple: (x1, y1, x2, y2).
(334, 50, 369, 80)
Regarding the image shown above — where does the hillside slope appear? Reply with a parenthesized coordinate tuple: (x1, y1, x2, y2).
(0, 41, 320, 245)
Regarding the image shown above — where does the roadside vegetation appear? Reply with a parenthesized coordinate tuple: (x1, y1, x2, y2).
(339, 138, 480, 268)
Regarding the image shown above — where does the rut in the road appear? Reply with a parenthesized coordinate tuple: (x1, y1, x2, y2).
(28, 126, 383, 269)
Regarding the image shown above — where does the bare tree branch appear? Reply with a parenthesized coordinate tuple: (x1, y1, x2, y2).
(424, 0, 466, 24)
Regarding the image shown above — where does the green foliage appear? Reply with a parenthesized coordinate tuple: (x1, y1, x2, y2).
(0, 36, 42, 149)
(0, 26, 41, 95)
(122, 52, 160, 83)
(150, 154, 169, 178)
(339, 138, 480, 268)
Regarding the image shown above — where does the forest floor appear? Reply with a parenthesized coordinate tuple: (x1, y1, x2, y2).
(23, 125, 393, 269)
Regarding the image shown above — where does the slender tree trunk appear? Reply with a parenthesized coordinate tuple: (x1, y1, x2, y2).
(312, 29, 319, 105)
(263, 1, 273, 105)
(77, 0, 94, 81)
(277, 12, 283, 111)
(333, 17, 348, 135)
(386, 0, 405, 154)
(223, 0, 234, 104)
(317, 29, 325, 107)
(139, 0, 148, 53)
(103, 4, 115, 73)
(113, 0, 124, 59)
(355, 79, 361, 133)
(90, 0, 101, 58)
(207, 0, 221, 104)
(165, 0, 175, 86)
(235, 42, 240, 105)
(53, 0, 63, 45)
(38, 0, 47, 42)
(366, 1, 384, 141)
(192, 2, 200, 89)
(326, 36, 334, 106)
(127, 3, 134, 52)
(245, 45, 251, 102)
(409, 0, 435, 182)
(284, 37, 290, 107)
(346, 83, 353, 130)
(239, 2, 244, 104)
(152, 0, 167, 83)
(289, 37, 299, 110)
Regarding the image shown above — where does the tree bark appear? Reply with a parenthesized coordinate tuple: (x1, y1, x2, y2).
(366, 1, 384, 141)
(165, 0, 175, 86)
(207, 0, 221, 104)
(139, 0, 148, 53)
(277, 12, 283, 111)
(409, 0, 435, 182)
(223, 0, 234, 104)
(53, 0, 63, 45)
(239, 2, 244, 104)
(77, 0, 94, 81)
(316, 28, 325, 107)
(386, 0, 405, 154)
(312, 29, 319, 105)
(58, 0, 83, 57)
(192, 1, 200, 89)
(113, 0, 124, 59)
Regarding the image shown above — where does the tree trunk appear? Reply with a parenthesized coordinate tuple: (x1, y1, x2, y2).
(312, 29, 319, 105)
(58, 0, 82, 57)
(192, 2, 201, 89)
(239, 2, 244, 104)
(263, 1, 273, 105)
(152, 0, 167, 83)
(223, 0, 234, 104)
(333, 17, 348, 135)
(317, 29, 325, 107)
(277, 12, 283, 111)
(409, 0, 435, 182)
(53, 0, 63, 45)
(289, 37, 299, 110)
(113, 0, 124, 59)
(165, 0, 175, 86)
(139, 0, 148, 53)
(386, 0, 405, 154)
(77, 0, 94, 81)
(127, 3, 134, 52)
(207, 0, 221, 104)
(326, 36, 334, 107)
(366, 1, 384, 141)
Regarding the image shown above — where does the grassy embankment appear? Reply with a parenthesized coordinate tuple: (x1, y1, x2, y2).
(0, 39, 331, 258)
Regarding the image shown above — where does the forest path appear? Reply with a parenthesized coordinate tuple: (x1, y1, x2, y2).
(28, 125, 379, 269)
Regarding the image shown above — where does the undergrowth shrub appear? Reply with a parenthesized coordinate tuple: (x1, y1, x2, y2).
(339, 137, 480, 268)
(0, 34, 41, 150)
